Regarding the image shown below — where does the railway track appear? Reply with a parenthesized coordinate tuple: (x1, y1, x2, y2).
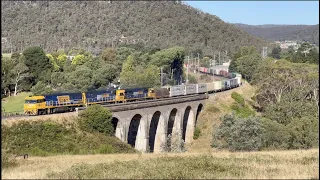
(2, 85, 240, 120)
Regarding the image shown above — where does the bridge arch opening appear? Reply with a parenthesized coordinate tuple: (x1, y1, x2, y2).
(167, 108, 177, 136)
(128, 114, 142, 147)
(182, 106, 193, 142)
(195, 103, 204, 127)
(148, 111, 161, 153)
(111, 117, 119, 134)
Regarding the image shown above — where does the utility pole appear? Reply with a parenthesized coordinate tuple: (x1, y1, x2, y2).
(197, 53, 200, 83)
(160, 67, 163, 87)
(186, 56, 189, 84)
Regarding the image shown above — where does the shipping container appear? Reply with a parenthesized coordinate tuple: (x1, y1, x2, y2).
(154, 88, 170, 98)
(45, 92, 83, 106)
(213, 81, 222, 90)
(206, 83, 215, 92)
(185, 84, 197, 95)
(235, 76, 242, 85)
(230, 79, 237, 87)
(199, 67, 205, 73)
(224, 80, 231, 89)
(125, 88, 148, 100)
(214, 69, 220, 75)
(204, 68, 208, 73)
(169, 85, 185, 97)
(197, 84, 207, 93)
(209, 68, 214, 74)
(85, 89, 116, 104)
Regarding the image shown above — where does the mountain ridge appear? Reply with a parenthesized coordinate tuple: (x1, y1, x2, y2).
(1, 1, 267, 55)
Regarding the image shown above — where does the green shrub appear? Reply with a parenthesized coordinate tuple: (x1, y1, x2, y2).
(260, 118, 290, 149)
(78, 105, 114, 136)
(193, 127, 201, 140)
(231, 103, 255, 118)
(212, 113, 265, 151)
(231, 92, 245, 105)
(95, 144, 115, 154)
(286, 116, 319, 149)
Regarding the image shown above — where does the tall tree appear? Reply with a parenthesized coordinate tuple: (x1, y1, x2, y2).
(23, 46, 53, 85)
(11, 62, 29, 96)
(271, 46, 281, 59)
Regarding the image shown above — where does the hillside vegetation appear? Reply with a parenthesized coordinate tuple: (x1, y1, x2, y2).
(1, 1, 267, 55)
(234, 23, 319, 45)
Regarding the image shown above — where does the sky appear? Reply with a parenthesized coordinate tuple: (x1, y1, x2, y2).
(185, 1, 319, 25)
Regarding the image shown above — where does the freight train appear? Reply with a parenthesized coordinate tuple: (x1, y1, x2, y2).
(24, 70, 242, 116)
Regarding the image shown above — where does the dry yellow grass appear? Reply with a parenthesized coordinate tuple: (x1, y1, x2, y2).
(2, 149, 318, 179)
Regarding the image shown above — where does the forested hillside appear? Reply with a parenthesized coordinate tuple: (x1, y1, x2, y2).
(234, 23, 319, 45)
(1, 1, 267, 55)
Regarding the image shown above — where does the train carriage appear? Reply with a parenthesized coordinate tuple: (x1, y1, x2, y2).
(185, 84, 197, 95)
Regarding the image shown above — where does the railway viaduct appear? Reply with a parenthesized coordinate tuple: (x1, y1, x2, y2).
(80, 94, 207, 153)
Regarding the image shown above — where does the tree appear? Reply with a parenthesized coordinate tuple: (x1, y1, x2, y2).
(67, 65, 93, 92)
(71, 54, 86, 65)
(150, 46, 185, 85)
(11, 62, 29, 96)
(1, 56, 16, 97)
(47, 54, 60, 72)
(23, 46, 53, 85)
(78, 105, 114, 136)
(101, 48, 116, 64)
(235, 53, 261, 81)
(92, 64, 117, 89)
(31, 81, 53, 95)
(120, 55, 139, 88)
(230, 46, 258, 73)
(57, 53, 68, 68)
(271, 46, 281, 59)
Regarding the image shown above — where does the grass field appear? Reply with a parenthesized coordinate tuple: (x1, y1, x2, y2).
(2, 92, 32, 113)
(2, 149, 318, 179)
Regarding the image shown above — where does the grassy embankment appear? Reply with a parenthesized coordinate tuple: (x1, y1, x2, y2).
(2, 92, 32, 113)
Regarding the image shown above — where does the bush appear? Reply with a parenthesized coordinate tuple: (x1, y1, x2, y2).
(260, 118, 290, 149)
(231, 92, 245, 105)
(193, 127, 201, 140)
(212, 113, 265, 151)
(286, 116, 319, 149)
(78, 105, 114, 136)
(231, 103, 255, 118)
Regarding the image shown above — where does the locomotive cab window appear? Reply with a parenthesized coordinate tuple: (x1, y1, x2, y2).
(37, 99, 45, 103)
(25, 100, 37, 104)
(150, 89, 155, 93)
(119, 93, 124, 96)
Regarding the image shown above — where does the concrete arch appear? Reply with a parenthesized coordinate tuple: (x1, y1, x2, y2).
(182, 106, 195, 144)
(127, 114, 142, 147)
(195, 103, 204, 127)
(148, 111, 162, 153)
